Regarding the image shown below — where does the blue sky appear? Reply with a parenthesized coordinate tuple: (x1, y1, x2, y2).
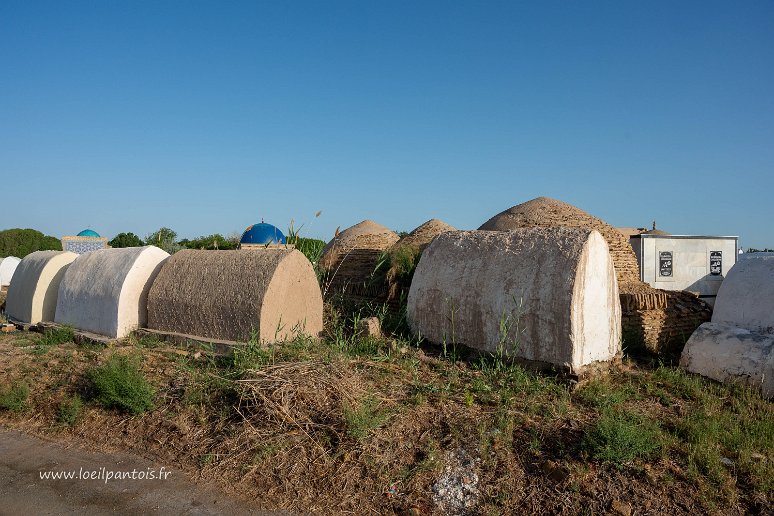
(2, 1, 772, 248)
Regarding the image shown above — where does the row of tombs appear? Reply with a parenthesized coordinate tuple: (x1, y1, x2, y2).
(1, 197, 771, 397)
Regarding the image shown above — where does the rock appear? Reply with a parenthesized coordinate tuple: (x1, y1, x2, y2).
(610, 499, 632, 516)
(358, 317, 382, 338)
(431, 448, 480, 516)
(681, 323, 774, 398)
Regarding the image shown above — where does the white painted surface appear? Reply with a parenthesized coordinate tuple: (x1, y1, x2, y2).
(631, 236, 737, 306)
(0, 257, 21, 287)
(681, 322, 774, 398)
(55, 246, 169, 338)
(5, 251, 78, 324)
(407, 228, 620, 371)
(712, 258, 774, 334)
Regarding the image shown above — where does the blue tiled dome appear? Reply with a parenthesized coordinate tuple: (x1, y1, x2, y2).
(240, 223, 286, 245)
(77, 229, 101, 238)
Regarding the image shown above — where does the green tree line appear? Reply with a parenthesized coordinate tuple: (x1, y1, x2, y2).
(0, 228, 62, 257)
(1, 226, 327, 265)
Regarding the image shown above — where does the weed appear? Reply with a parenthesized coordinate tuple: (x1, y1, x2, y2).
(199, 452, 216, 466)
(582, 408, 667, 466)
(651, 365, 706, 401)
(39, 326, 75, 346)
(286, 213, 325, 271)
(87, 354, 155, 414)
(131, 334, 165, 349)
(57, 395, 83, 426)
(0, 382, 29, 412)
(231, 329, 272, 373)
(343, 395, 389, 440)
(673, 388, 774, 495)
(495, 296, 525, 361)
(575, 378, 638, 409)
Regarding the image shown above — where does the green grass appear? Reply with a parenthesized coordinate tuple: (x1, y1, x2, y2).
(575, 378, 639, 409)
(57, 395, 83, 426)
(38, 326, 75, 346)
(583, 408, 668, 466)
(673, 386, 774, 494)
(0, 382, 29, 412)
(292, 237, 326, 266)
(87, 354, 155, 414)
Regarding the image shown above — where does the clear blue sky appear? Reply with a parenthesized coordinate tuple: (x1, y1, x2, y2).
(2, 1, 772, 248)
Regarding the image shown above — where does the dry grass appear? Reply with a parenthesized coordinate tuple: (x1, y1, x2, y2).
(0, 318, 771, 514)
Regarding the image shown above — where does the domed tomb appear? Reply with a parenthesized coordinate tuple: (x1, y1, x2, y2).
(0, 256, 21, 288)
(479, 197, 642, 288)
(392, 219, 456, 253)
(55, 246, 170, 339)
(479, 197, 711, 353)
(5, 251, 77, 324)
(239, 222, 287, 248)
(385, 219, 457, 302)
(408, 228, 621, 372)
(319, 220, 399, 305)
(147, 249, 323, 343)
(62, 228, 108, 254)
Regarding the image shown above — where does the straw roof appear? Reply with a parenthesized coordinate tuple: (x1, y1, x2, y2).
(479, 197, 642, 289)
(393, 219, 456, 252)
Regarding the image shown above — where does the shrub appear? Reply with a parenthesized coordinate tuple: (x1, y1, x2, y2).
(0, 382, 30, 412)
(179, 233, 238, 250)
(87, 355, 155, 414)
(144, 227, 182, 254)
(57, 395, 83, 426)
(108, 232, 143, 248)
(293, 237, 326, 265)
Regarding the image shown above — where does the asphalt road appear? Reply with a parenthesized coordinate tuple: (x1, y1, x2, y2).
(0, 429, 279, 515)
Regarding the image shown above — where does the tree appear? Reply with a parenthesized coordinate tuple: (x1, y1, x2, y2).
(108, 232, 144, 248)
(144, 227, 182, 254)
(180, 233, 238, 250)
(0, 228, 62, 257)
